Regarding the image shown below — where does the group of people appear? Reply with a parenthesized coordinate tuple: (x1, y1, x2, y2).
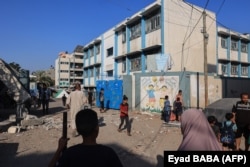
(49, 83, 130, 166)
(35, 83, 51, 115)
(48, 85, 250, 166)
(64, 83, 131, 138)
(162, 90, 184, 123)
(178, 92, 250, 151)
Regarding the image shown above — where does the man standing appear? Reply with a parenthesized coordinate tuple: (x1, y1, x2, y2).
(232, 92, 250, 151)
(99, 88, 105, 113)
(66, 82, 87, 137)
(88, 89, 93, 107)
(175, 90, 184, 105)
(62, 94, 67, 106)
(41, 83, 51, 115)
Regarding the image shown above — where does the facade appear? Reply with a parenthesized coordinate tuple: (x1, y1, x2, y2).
(217, 26, 250, 77)
(82, 0, 217, 110)
(55, 45, 84, 89)
(56, 0, 250, 110)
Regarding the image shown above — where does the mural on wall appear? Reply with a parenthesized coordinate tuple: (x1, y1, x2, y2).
(141, 76, 179, 113)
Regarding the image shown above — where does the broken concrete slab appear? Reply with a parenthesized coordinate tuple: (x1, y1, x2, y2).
(8, 126, 18, 133)
(21, 119, 43, 127)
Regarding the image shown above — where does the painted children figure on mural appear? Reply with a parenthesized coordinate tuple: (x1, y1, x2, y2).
(159, 85, 168, 98)
(145, 84, 158, 110)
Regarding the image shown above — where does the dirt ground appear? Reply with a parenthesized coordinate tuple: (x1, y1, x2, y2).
(0, 98, 246, 167)
(0, 98, 183, 167)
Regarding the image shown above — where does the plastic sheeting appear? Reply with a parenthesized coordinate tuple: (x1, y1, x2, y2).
(96, 80, 123, 110)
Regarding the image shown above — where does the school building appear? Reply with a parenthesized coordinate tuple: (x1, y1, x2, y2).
(55, 0, 250, 112)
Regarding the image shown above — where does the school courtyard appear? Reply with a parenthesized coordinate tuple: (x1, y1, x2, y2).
(0, 98, 246, 167)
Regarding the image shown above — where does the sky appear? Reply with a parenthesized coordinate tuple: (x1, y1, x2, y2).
(0, 0, 250, 72)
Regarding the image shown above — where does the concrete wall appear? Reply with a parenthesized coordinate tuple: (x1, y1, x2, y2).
(164, 0, 217, 73)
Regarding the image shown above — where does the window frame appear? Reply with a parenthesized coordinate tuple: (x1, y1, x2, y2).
(107, 47, 113, 57)
(96, 44, 100, 55)
(96, 67, 100, 77)
(241, 66, 248, 76)
(122, 29, 126, 43)
(221, 37, 227, 49)
(231, 39, 238, 51)
(107, 70, 113, 77)
(130, 57, 141, 72)
(122, 59, 126, 73)
(145, 12, 161, 34)
(231, 64, 238, 75)
(241, 43, 248, 53)
(129, 22, 141, 40)
(221, 64, 227, 74)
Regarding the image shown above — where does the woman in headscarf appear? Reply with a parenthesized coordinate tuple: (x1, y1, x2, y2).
(178, 109, 222, 151)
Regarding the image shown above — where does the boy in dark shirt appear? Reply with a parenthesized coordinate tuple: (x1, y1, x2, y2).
(174, 97, 183, 121)
(49, 109, 123, 167)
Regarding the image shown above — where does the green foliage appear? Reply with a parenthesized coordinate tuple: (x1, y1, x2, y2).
(32, 70, 54, 86)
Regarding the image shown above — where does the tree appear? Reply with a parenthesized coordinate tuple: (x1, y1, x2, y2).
(32, 70, 54, 86)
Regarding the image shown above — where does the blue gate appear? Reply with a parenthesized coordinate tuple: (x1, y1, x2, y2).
(96, 80, 123, 110)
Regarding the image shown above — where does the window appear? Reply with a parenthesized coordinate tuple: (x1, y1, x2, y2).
(90, 68, 94, 77)
(96, 44, 100, 54)
(241, 43, 248, 53)
(231, 65, 238, 75)
(60, 62, 69, 64)
(221, 37, 227, 49)
(221, 64, 227, 74)
(107, 70, 113, 77)
(146, 13, 161, 33)
(130, 57, 141, 71)
(241, 66, 248, 76)
(90, 47, 94, 57)
(231, 40, 238, 51)
(122, 59, 126, 73)
(84, 71, 88, 77)
(107, 47, 113, 57)
(60, 70, 68, 73)
(130, 22, 141, 40)
(122, 29, 126, 43)
(96, 67, 100, 77)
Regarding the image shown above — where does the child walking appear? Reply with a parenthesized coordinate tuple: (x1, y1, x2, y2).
(163, 95, 171, 123)
(220, 113, 237, 151)
(118, 95, 131, 136)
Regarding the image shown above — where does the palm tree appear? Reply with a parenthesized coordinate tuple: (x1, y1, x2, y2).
(32, 70, 54, 86)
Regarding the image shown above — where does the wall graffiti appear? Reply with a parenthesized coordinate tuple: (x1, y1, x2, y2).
(140, 76, 179, 113)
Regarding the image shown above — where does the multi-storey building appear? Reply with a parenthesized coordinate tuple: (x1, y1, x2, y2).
(82, 0, 218, 110)
(55, 45, 84, 89)
(217, 26, 250, 77)
(58, 0, 250, 110)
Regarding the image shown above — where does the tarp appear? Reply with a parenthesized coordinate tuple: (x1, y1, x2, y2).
(204, 98, 239, 123)
(54, 89, 69, 99)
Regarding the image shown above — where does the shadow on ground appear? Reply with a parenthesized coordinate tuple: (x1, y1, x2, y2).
(0, 142, 161, 167)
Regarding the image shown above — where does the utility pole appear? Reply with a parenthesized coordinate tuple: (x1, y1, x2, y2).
(203, 11, 208, 107)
